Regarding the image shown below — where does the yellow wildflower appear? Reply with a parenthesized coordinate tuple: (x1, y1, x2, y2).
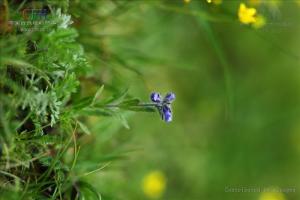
(259, 191, 286, 200)
(207, 0, 223, 5)
(238, 3, 257, 24)
(142, 170, 166, 199)
(183, 0, 191, 3)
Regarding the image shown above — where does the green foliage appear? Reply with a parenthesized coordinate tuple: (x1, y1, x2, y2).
(0, 0, 154, 199)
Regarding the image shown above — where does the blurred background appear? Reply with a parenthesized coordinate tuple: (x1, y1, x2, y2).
(75, 1, 300, 200)
(2, 0, 300, 199)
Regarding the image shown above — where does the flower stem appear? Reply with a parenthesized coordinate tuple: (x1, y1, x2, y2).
(105, 103, 158, 108)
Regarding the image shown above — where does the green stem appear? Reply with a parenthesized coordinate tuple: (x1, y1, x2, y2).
(105, 103, 158, 108)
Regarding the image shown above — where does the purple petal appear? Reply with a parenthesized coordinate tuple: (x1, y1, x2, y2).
(150, 92, 161, 103)
(162, 105, 172, 122)
(164, 92, 175, 103)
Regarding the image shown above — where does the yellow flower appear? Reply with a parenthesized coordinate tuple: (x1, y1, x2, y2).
(238, 3, 257, 24)
(142, 171, 166, 199)
(183, 0, 191, 3)
(259, 191, 286, 200)
(207, 0, 223, 5)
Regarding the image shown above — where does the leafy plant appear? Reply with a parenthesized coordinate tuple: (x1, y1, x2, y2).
(0, 0, 160, 199)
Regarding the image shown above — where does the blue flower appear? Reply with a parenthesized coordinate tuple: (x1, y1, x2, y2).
(151, 92, 161, 103)
(162, 105, 172, 122)
(164, 92, 175, 103)
(150, 92, 175, 123)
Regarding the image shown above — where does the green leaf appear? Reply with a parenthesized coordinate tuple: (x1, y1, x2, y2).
(77, 181, 102, 200)
(77, 121, 91, 135)
(115, 113, 130, 129)
(72, 96, 94, 110)
(119, 98, 140, 107)
(91, 85, 104, 106)
(106, 88, 129, 104)
(125, 106, 156, 112)
(80, 108, 113, 116)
